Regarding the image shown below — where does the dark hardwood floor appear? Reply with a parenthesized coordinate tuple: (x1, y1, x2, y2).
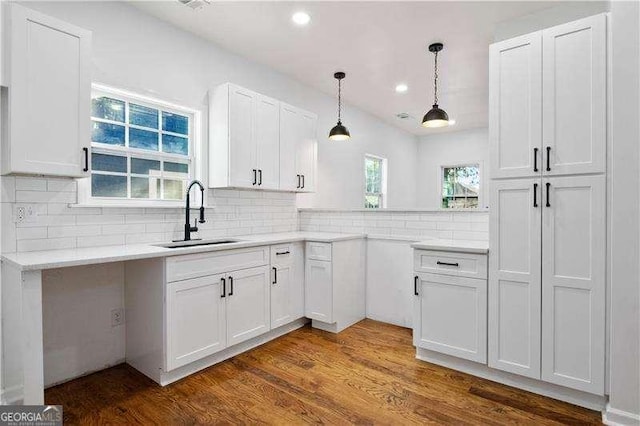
(45, 319, 602, 425)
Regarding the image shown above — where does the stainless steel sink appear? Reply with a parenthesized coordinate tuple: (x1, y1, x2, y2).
(154, 238, 243, 249)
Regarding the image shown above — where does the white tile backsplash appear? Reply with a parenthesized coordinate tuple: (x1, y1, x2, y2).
(1, 176, 488, 253)
(1, 176, 298, 253)
(298, 209, 489, 242)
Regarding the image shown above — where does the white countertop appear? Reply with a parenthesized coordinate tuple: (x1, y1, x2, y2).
(2, 232, 364, 271)
(411, 239, 489, 254)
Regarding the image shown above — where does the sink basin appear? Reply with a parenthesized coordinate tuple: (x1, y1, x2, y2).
(155, 238, 243, 249)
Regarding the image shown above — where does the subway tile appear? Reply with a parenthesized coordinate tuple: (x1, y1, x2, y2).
(48, 225, 101, 238)
(17, 237, 76, 252)
(16, 227, 48, 240)
(16, 177, 47, 191)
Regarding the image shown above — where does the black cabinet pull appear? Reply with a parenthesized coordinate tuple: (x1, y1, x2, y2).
(533, 183, 538, 207)
(546, 182, 551, 207)
(546, 146, 551, 172)
(301, 175, 305, 189)
(272, 267, 277, 284)
(414, 276, 419, 296)
(228, 276, 234, 296)
(83, 147, 89, 172)
(276, 251, 290, 256)
(533, 147, 538, 172)
(221, 277, 226, 298)
(436, 261, 459, 267)
(296, 174, 301, 189)
(252, 169, 257, 185)
(258, 169, 262, 186)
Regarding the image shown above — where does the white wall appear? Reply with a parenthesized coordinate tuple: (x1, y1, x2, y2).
(416, 128, 489, 210)
(23, 1, 418, 211)
(607, 1, 640, 424)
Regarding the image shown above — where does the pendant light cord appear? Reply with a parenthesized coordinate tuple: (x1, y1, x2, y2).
(433, 50, 439, 105)
(337, 78, 342, 123)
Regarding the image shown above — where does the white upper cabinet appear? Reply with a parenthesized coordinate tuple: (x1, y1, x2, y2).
(489, 14, 606, 179)
(542, 15, 606, 176)
(488, 179, 542, 379)
(279, 102, 318, 193)
(211, 84, 280, 189)
(209, 84, 317, 192)
(541, 175, 605, 394)
(2, 4, 92, 177)
(489, 32, 542, 179)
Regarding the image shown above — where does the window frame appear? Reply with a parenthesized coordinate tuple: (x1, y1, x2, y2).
(364, 154, 388, 209)
(78, 84, 203, 208)
(439, 162, 482, 210)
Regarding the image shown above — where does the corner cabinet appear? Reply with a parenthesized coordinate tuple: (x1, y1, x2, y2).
(2, 4, 92, 177)
(209, 83, 317, 192)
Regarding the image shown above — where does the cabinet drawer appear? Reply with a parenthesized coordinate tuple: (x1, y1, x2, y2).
(271, 244, 293, 265)
(413, 250, 487, 279)
(306, 242, 332, 261)
(166, 246, 269, 282)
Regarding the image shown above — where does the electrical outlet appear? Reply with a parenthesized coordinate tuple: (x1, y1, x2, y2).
(111, 308, 124, 327)
(14, 204, 37, 223)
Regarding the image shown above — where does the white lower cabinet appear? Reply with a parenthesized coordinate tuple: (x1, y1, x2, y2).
(225, 266, 271, 347)
(270, 243, 304, 329)
(304, 239, 366, 333)
(166, 274, 226, 371)
(413, 273, 487, 363)
(413, 251, 488, 364)
(305, 259, 333, 323)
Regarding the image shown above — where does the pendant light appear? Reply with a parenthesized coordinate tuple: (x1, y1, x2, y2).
(329, 71, 351, 141)
(422, 42, 450, 128)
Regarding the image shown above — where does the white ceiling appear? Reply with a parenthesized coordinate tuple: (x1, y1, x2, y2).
(131, 1, 560, 136)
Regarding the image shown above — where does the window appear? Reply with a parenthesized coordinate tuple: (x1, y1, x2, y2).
(82, 85, 197, 205)
(364, 155, 387, 209)
(441, 164, 480, 209)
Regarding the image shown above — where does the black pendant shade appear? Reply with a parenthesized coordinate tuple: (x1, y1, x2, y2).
(329, 71, 350, 141)
(422, 42, 450, 128)
(329, 121, 350, 141)
(422, 104, 449, 128)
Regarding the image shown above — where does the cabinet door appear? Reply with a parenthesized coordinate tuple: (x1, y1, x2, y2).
(255, 94, 280, 190)
(489, 32, 542, 179)
(488, 179, 542, 378)
(413, 273, 487, 363)
(226, 266, 270, 346)
(296, 111, 318, 193)
(270, 264, 293, 329)
(166, 274, 226, 371)
(228, 84, 257, 188)
(541, 175, 605, 394)
(304, 259, 332, 322)
(279, 103, 299, 191)
(5, 4, 91, 177)
(542, 15, 606, 176)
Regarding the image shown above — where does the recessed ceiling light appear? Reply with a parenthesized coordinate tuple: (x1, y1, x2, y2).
(396, 112, 410, 119)
(292, 12, 311, 26)
(395, 84, 408, 93)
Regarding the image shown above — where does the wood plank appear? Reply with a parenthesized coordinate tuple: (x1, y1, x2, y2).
(45, 319, 602, 425)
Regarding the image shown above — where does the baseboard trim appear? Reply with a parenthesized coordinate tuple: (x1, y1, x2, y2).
(603, 403, 640, 425)
(416, 348, 607, 412)
(157, 318, 309, 386)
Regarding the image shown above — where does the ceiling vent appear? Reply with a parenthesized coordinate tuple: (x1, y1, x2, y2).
(178, 0, 211, 10)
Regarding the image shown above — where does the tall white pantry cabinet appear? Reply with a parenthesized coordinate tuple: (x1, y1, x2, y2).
(488, 14, 607, 395)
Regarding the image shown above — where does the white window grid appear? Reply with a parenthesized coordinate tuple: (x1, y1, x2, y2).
(364, 154, 387, 209)
(88, 86, 196, 202)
